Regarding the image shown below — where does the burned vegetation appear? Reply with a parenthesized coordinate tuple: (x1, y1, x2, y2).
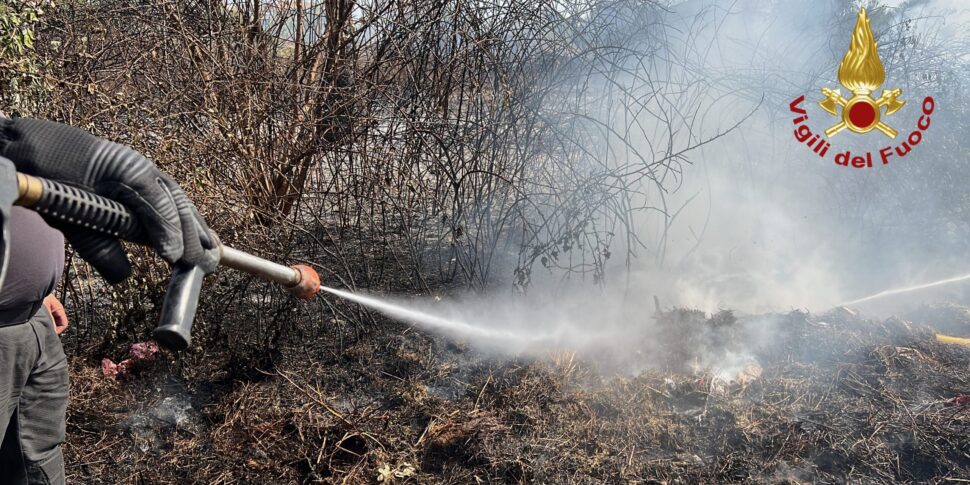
(3, 0, 970, 483)
(64, 305, 970, 483)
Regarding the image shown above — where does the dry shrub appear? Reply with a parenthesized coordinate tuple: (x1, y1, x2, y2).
(27, 0, 731, 372)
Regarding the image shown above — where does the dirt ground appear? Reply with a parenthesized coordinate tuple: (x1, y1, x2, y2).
(63, 305, 970, 484)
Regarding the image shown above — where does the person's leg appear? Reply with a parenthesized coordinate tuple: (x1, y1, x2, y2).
(19, 309, 67, 485)
(0, 322, 42, 484)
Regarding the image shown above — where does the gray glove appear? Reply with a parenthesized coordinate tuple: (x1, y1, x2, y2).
(0, 118, 219, 283)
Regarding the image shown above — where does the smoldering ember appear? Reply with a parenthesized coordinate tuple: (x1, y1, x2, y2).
(3, 1, 970, 484)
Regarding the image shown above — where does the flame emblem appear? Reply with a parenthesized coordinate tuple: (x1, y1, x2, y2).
(818, 8, 905, 138)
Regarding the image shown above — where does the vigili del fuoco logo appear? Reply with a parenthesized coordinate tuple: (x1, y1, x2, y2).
(789, 7, 935, 169)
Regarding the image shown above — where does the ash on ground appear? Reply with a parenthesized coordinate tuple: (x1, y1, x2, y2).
(64, 304, 970, 483)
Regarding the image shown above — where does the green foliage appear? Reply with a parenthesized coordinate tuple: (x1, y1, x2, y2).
(0, 4, 40, 56)
(0, 1, 47, 115)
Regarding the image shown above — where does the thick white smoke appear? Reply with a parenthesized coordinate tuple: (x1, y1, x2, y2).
(338, 0, 970, 375)
(610, 0, 970, 316)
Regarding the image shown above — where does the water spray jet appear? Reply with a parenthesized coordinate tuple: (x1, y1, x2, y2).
(319, 286, 530, 343)
(839, 272, 970, 306)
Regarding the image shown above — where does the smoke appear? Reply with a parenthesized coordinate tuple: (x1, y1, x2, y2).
(338, 0, 970, 376)
(326, 283, 776, 376)
(612, 0, 970, 316)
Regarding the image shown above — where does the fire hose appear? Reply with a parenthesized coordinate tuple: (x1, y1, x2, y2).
(13, 171, 321, 351)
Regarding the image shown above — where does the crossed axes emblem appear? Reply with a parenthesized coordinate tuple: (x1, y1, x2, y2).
(818, 88, 905, 139)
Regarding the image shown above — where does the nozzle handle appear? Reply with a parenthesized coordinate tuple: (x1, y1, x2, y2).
(16, 173, 146, 243)
(17, 172, 201, 350)
(151, 263, 205, 351)
(14, 171, 322, 349)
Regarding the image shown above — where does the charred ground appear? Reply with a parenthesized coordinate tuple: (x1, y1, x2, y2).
(64, 304, 970, 484)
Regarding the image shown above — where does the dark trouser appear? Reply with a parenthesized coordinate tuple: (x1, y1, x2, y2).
(0, 308, 68, 485)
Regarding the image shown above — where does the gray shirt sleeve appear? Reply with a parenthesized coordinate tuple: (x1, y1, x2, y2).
(0, 207, 65, 309)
